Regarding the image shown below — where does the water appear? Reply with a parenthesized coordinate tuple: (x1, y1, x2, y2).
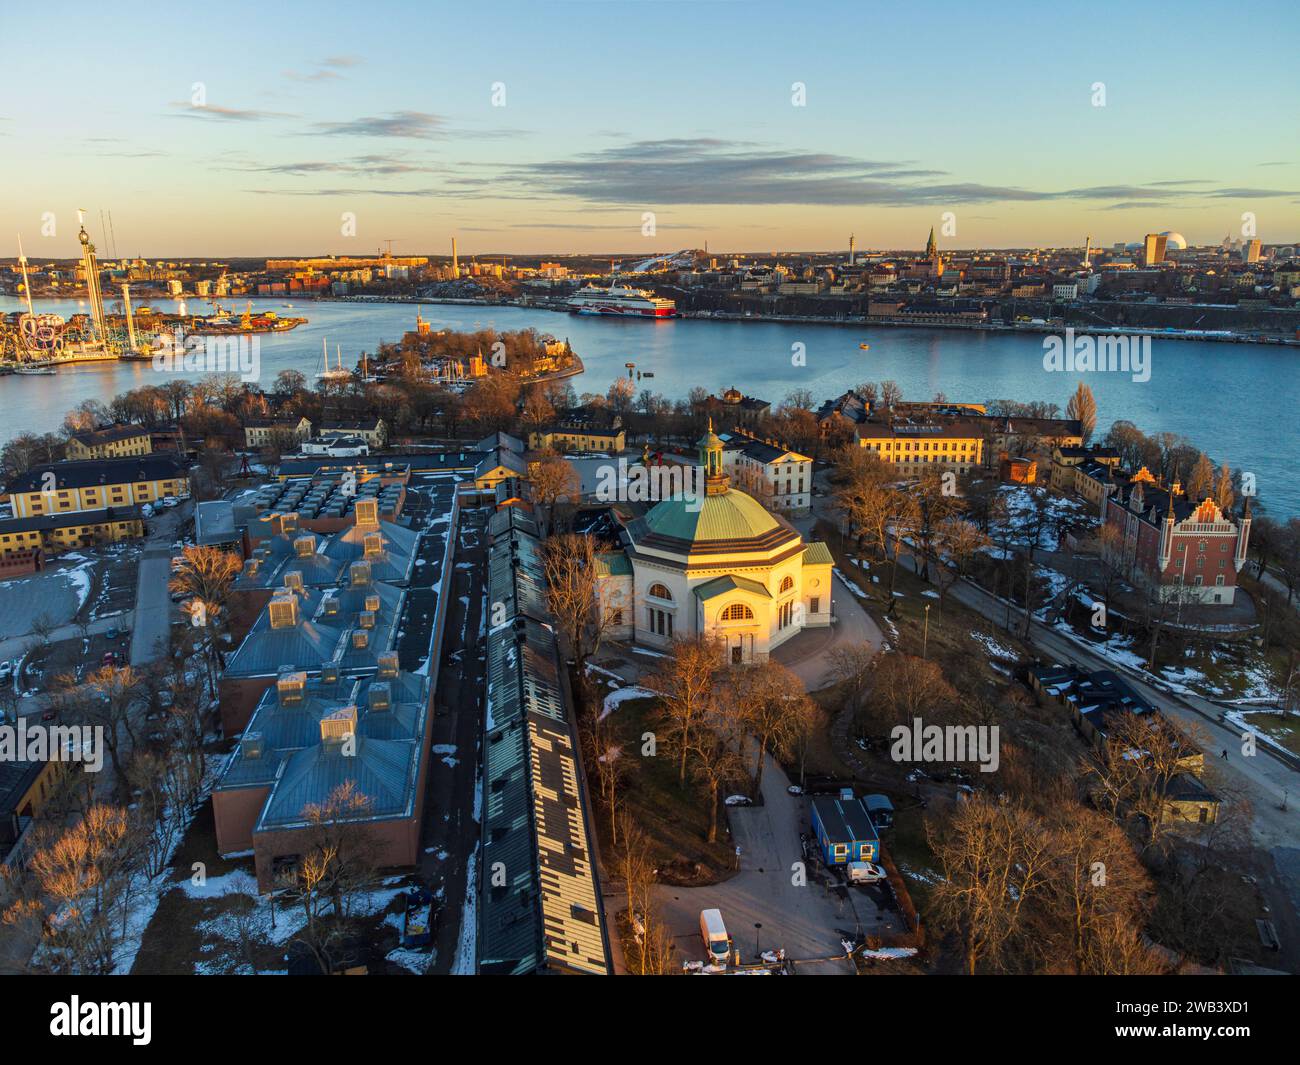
(3, 295, 1296, 516)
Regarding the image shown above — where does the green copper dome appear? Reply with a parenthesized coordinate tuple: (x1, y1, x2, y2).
(637, 487, 795, 546)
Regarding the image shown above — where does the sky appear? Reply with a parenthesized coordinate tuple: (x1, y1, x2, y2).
(2, 0, 1297, 258)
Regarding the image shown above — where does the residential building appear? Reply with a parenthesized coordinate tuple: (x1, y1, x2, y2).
(853, 418, 985, 476)
(244, 416, 312, 450)
(321, 416, 386, 448)
(721, 432, 813, 515)
(5, 455, 189, 518)
(0, 506, 144, 560)
(65, 425, 153, 461)
(528, 425, 626, 453)
(1103, 474, 1251, 606)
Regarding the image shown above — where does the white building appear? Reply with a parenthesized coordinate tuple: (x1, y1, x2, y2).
(719, 434, 813, 515)
(594, 425, 832, 664)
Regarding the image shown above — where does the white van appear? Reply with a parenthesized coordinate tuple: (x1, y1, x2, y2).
(699, 908, 729, 963)
(847, 861, 886, 884)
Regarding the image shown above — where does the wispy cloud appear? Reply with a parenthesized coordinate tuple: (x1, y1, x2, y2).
(505, 139, 1299, 209)
(310, 111, 447, 138)
(228, 154, 434, 176)
(169, 102, 295, 122)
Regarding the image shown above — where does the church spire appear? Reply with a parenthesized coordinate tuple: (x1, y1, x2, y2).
(697, 417, 729, 495)
(925, 226, 937, 259)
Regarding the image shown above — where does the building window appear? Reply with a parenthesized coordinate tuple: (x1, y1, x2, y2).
(720, 602, 753, 622)
(612, 609, 623, 626)
(647, 582, 673, 602)
(811, 597, 820, 614)
(779, 575, 794, 593)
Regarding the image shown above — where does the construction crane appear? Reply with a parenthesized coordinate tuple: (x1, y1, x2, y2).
(380, 238, 403, 258)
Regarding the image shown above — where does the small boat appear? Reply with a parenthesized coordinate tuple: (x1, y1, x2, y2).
(859, 342, 871, 351)
(16, 365, 57, 375)
(316, 338, 352, 382)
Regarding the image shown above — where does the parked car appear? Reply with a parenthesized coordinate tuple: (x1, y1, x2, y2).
(140, 503, 154, 519)
(161, 496, 179, 508)
(846, 861, 887, 884)
(0, 661, 12, 682)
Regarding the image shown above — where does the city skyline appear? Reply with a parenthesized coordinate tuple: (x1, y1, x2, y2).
(3, 0, 1298, 257)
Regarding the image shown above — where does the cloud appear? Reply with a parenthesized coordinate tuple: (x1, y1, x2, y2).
(169, 102, 294, 122)
(284, 55, 363, 82)
(229, 154, 434, 176)
(505, 139, 1300, 209)
(310, 111, 447, 138)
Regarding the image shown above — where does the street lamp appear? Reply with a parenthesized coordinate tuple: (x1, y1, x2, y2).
(922, 603, 931, 659)
(754, 922, 763, 959)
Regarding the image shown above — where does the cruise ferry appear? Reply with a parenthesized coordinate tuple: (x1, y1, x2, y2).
(566, 284, 676, 318)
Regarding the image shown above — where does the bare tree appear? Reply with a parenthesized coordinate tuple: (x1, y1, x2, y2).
(927, 794, 1054, 975)
(527, 449, 580, 535)
(649, 634, 721, 788)
(1065, 381, 1097, 443)
(3, 805, 131, 973)
(540, 533, 611, 689)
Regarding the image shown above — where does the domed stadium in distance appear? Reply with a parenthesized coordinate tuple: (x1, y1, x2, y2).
(1159, 231, 1188, 250)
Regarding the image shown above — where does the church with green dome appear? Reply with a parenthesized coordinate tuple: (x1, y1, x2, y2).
(595, 422, 833, 664)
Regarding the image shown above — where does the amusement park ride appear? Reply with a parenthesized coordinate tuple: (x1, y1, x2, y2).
(2, 214, 306, 371)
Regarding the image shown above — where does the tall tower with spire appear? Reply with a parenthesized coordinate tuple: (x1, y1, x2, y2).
(925, 226, 937, 259)
(698, 417, 730, 496)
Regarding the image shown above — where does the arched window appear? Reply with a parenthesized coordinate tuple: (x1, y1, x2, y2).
(647, 582, 673, 602)
(720, 602, 754, 622)
(779, 575, 794, 594)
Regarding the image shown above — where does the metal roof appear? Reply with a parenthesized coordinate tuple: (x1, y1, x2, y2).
(478, 521, 610, 976)
(802, 541, 834, 567)
(694, 574, 771, 601)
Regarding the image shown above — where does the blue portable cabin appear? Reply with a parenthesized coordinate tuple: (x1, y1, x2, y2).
(810, 796, 879, 866)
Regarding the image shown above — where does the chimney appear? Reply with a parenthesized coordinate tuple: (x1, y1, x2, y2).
(377, 651, 400, 678)
(363, 532, 384, 560)
(240, 732, 265, 759)
(368, 681, 391, 712)
(294, 534, 316, 557)
(282, 512, 299, 533)
(283, 570, 304, 593)
(242, 557, 260, 577)
(321, 591, 339, 616)
(350, 560, 372, 586)
(359, 610, 375, 630)
(364, 593, 380, 613)
(351, 629, 369, 650)
(321, 663, 340, 685)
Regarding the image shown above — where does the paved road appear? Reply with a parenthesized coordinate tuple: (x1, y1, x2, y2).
(656, 753, 893, 974)
(129, 545, 173, 668)
(812, 482, 1300, 970)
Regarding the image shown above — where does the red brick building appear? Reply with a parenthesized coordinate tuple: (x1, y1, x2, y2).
(1103, 470, 1251, 606)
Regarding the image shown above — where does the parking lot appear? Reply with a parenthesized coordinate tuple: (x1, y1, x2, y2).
(655, 755, 909, 974)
